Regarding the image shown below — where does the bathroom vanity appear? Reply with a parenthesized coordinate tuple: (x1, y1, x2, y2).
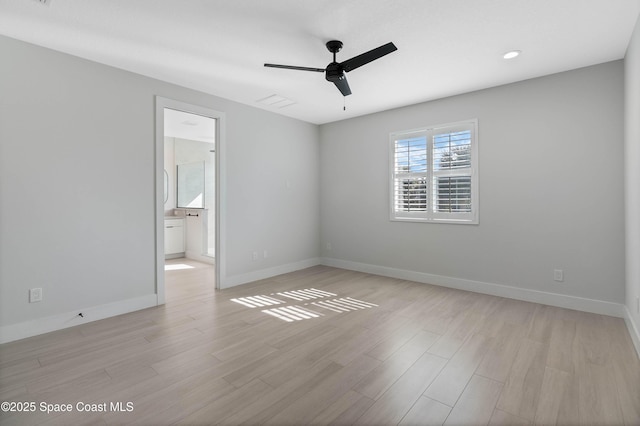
(164, 217, 185, 258)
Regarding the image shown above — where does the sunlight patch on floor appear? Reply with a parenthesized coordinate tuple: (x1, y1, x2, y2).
(312, 297, 378, 312)
(165, 263, 196, 271)
(262, 305, 324, 322)
(230, 295, 284, 308)
(276, 288, 337, 301)
(231, 288, 377, 322)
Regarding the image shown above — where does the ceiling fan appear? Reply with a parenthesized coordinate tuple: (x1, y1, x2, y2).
(264, 40, 397, 96)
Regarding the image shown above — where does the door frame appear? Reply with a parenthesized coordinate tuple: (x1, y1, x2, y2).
(155, 97, 226, 303)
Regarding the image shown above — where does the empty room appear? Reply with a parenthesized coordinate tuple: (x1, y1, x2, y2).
(1, 1, 640, 425)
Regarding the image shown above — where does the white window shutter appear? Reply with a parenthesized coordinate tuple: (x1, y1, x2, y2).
(390, 120, 478, 224)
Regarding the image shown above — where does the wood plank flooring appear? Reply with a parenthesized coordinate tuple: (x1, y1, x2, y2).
(1, 259, 639, 425)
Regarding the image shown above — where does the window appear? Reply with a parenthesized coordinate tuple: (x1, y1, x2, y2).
(390, 120, 478, 224)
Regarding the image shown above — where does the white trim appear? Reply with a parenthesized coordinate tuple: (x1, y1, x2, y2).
(0, 294, 157, 344)
(624, 306, 640, 359)
(320, 257, 625, 318)
(155, 100, 166, 304)
(222, 258, 321, 289)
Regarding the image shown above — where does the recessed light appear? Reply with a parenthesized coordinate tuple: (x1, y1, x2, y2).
(503, 50, 521, 59)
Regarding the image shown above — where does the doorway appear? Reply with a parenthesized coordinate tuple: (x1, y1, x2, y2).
(166, 109, 215, 261)
(155, 97, 225, 303)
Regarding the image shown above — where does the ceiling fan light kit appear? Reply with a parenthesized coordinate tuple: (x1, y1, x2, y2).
(264, 40, 397, 97)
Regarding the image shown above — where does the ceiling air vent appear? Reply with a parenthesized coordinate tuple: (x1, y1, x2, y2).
(256, 94, 296, 109)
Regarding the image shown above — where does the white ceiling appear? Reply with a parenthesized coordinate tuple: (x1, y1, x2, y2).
(164, 108, 216, 144)
(1, 0, 638, 124)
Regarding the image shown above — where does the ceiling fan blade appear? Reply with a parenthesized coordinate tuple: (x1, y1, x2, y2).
(264, 63, 325, 72)
(341, 42, 397, 73)
(333, 74, 352, 96)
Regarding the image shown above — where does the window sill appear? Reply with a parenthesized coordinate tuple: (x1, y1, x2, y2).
(390, 217, 479, 225)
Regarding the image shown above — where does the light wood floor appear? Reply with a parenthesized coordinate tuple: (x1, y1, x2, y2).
(1, 259, 639, 425)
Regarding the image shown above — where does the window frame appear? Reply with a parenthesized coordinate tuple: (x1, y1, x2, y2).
(389, 119, 479, 224)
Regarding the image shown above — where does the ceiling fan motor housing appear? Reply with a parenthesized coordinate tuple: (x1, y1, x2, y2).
(325, 62, 344, 82)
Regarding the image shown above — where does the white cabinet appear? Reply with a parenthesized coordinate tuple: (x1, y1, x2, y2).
(164, 218, 185, 256)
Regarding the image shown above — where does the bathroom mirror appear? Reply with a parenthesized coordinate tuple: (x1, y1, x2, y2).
(177, 161, 205, 208)
(163, 169, 169, 204)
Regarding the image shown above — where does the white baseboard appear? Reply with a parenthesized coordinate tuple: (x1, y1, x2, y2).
(624, 306, 640, 359)
(0, 294, 158, 344)
(165, 252, 184, 260)
(320, 257, 625, 318)
(185, 250, 215, 265)
(222, 257, 321, 289)
(4, 257, 634, 356)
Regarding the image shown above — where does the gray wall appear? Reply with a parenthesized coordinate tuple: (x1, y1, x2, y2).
(0, 35, 319, 329)
(0, 31, 632, 343)
(625, 16, 640, 342)
(320, 61, 625, 304)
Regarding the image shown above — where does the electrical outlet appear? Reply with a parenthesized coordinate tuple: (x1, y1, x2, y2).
(326, 242, 332, 251)
(252, 251, 259, 261)
(29, 288, 43, 303)
(263, 250, 268, 259)
(553, 269, 564, 282)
